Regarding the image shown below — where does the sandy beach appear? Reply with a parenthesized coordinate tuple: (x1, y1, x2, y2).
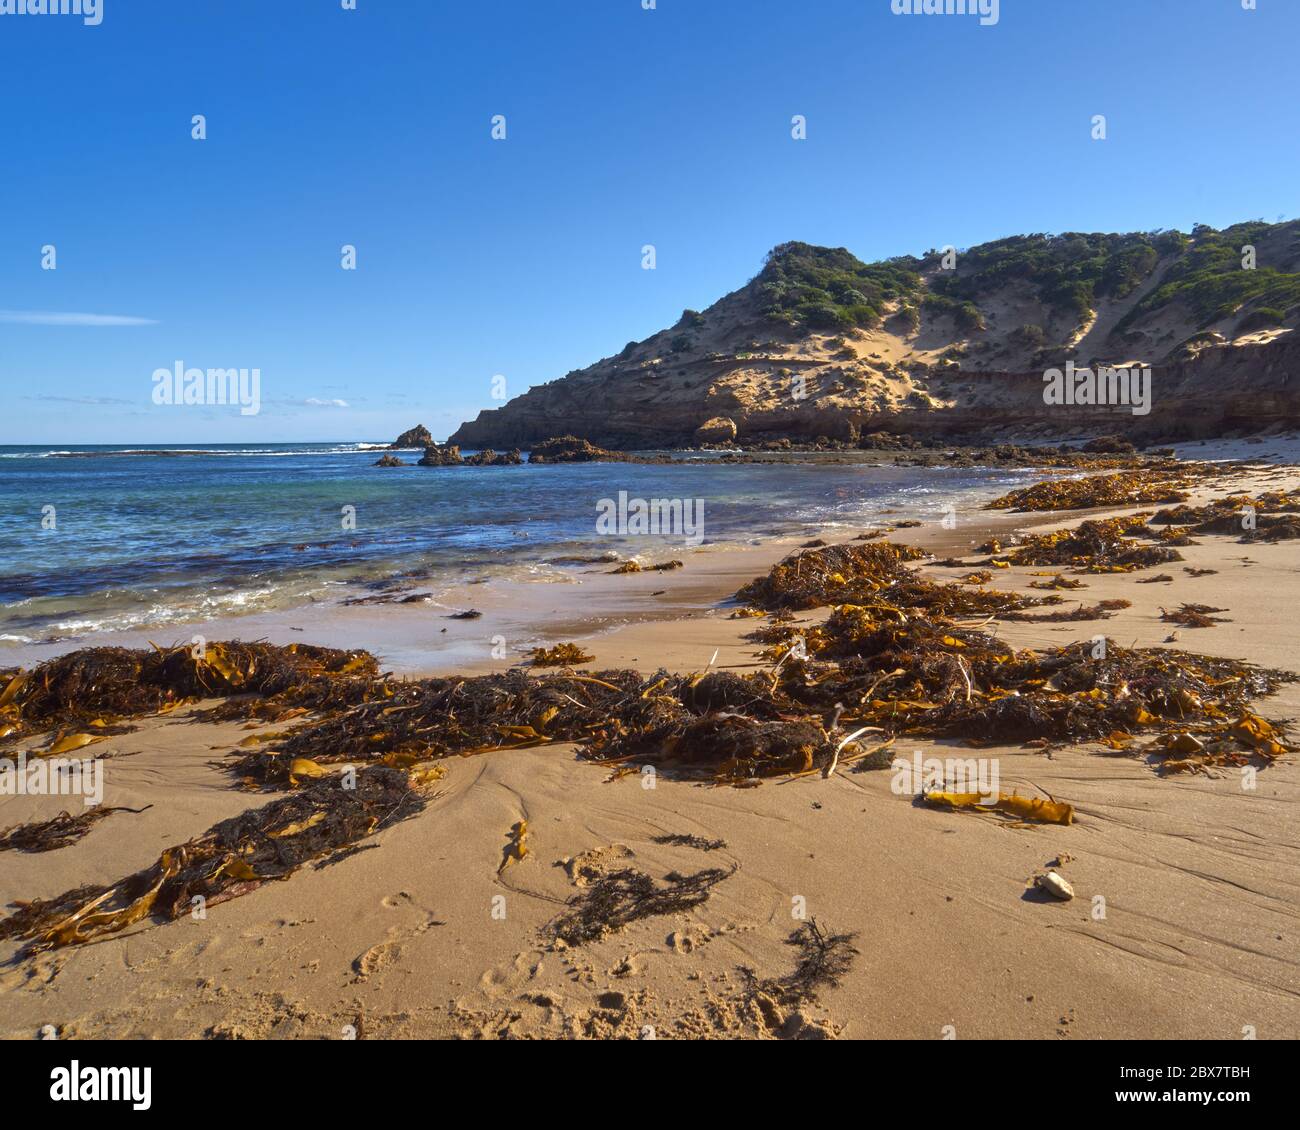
(2, 440, 1297, 1040)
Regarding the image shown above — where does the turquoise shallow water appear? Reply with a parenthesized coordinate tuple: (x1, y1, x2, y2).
(0, 443, 1036, 644)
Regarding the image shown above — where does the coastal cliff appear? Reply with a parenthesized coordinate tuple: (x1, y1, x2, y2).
(450, 220, 1300, 448)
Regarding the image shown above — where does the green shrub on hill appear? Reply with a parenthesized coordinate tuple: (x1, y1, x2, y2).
(923, 292, 985, 333)
(744, 222, 1297, 350)
(929, 231, 1170, 326)
(1116, 222, 1300, 331)
(757, 242, 922, 334)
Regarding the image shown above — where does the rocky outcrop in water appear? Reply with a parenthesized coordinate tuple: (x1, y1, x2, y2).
(526, 436, 627, 463)
(391, 424, 434, 449)
(465, 448, 523, 466)
(417, 444, 463, 466)
(373, 453, 406, 467)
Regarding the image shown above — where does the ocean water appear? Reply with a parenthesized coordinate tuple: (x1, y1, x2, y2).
(0, 443, 1037, 646)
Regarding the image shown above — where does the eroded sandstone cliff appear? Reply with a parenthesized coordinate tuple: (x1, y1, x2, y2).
(450, 222, 1300, 448)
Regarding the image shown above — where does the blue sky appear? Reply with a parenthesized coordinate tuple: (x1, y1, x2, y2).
(1, 0, 1295, 445)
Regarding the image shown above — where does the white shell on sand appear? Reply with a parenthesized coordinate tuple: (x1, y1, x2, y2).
(1036, 871, 1075, 900)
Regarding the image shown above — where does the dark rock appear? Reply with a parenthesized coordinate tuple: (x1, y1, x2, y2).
(465, 448, 523, 466)
(1081, 435, 1137, 455)
(527, 435, 627, 463)
(390, 425, 434, 449)
(372, 453, 406, 467)
(417, 444, 463, 467)
(858, 431, 921, 450)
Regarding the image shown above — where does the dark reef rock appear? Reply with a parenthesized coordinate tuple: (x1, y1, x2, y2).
(391, 424, 434, 449)
(465, 448, 523, 466)
(527, 435, 627, 463)
(417, 444, 463, 466)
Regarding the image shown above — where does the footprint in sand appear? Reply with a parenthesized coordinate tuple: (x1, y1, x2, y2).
(352, 937, 404, 983)
(667, 926, 711, 954)
(475, 950, 546, 999)
(559, 843, 634, 887)
(352, 903, 445, 984)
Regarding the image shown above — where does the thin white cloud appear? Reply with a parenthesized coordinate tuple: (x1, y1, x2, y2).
(0, 310, 157, 327)
(264, 397, 353, 410)
(25, 394, 132, 405)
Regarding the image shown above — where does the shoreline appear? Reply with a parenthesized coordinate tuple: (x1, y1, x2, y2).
(3, 436, 1287, 680)
(0, 499, 1038, 679)
(2, 440, 1298, 1039)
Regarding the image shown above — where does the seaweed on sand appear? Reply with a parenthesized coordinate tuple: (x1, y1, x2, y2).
(530, 643, 595, 666)
(233, 667, 658, 784)
(1002, 599, 1131, 623)
(1003, 516, 1181, 572)
(985, 471, 1192, 512)
(0, 642, 375, 740)
(592, 716, 831, 782)
(546, 864, 734, 947)
(0, 764, 440, 954)
(725, 542, 1293, 761)
(1143, 711, 1291, 774)
(609, 560, 683, 574)
(651, 833, 727, 851)
(736, 540, 1041, 618)
(735, 541, 927, 610)
(1151, 491, 1300, 542)
(1, 485, 1294, 821)
(0, 805, 152, 854)
(1161, 603, 1231, 627)
(739, 919, 859, 1008)
(1027, 573, 1087, 590)
(883, 639, 1292, 747)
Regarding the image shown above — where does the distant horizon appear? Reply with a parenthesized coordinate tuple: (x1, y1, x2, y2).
(12, 209, 1297, 448)
(9, 207, 1297, 448)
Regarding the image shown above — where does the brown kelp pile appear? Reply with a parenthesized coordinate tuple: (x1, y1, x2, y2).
(530, 643, 596, 667)
(0, 641, 375, 741)
(1151, 491, 1300, 542)
(1161, 603, 1231, 628)
(609, 560, 683, 574)
(736, 541, 926, 610)
(0, 765, 440, 955)
(722, 540, 1293, 762)
(231, 667, 649, 785)
(1000, 515, 1182, 573)
(985, 470, 1193, 512)
(735, 541, 1042, 617)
